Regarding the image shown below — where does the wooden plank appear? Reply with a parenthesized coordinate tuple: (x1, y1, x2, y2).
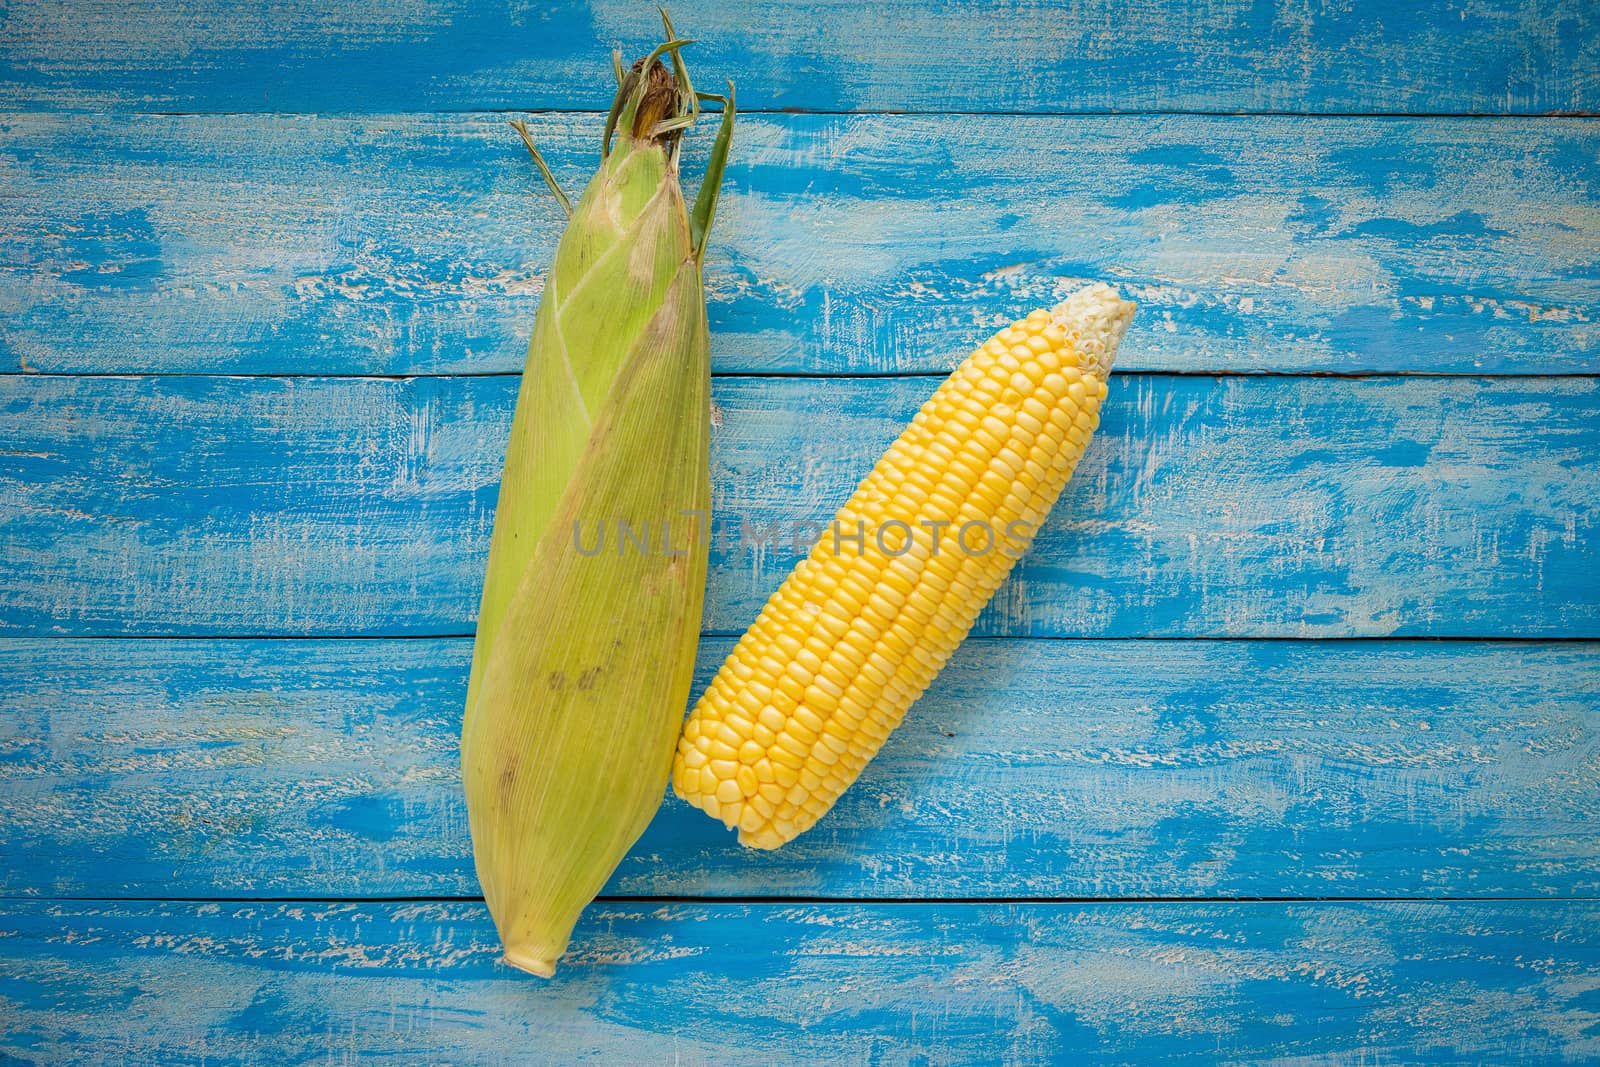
(3, 637, 1596, 900)
(2, 898, 1596, 1063)
(1, 0, 1596, 115)
(4, 113, 1596, 377)
(2, 374, 1594, 639)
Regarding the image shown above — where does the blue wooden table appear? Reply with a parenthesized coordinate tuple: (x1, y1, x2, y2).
(3, 2, 1598, 1062)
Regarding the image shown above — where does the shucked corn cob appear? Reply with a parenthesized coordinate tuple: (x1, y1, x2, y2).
(461, 12, 734, 977)
(673, 283, 1135, 848)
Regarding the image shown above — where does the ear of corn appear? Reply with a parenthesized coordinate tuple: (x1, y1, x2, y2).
(672, 283, 1134, 849)
(461, 14, 734, 977)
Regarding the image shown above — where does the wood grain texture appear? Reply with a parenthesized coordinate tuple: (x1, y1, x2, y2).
(4, 113, 1597, 376)
(2, 0, 1597, 115)
(2, 374, 1594, 639)
(4, 636, 1596, 900)
(2, 898, 1597, 1064)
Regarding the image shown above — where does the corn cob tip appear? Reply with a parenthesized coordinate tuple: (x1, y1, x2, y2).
(503, 946, 559, 978)
(1051, 282, 1135, 379)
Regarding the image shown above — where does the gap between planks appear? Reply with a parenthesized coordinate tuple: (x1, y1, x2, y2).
(4, 371, 1598, 382)
(12, 634, 1600, 644)
(31, 108, 1600, 119)
(16, 894, 1600, 905)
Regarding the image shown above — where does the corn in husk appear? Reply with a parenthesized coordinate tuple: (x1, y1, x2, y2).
(460, 14, 734, 977)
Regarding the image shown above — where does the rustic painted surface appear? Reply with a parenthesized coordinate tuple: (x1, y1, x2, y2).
(4, 0, 1598, 1059)
(2, 899, 1598, 1064)
(3, 0, 1597, 114)
(3, 374, 1594, 638)
(4, 113, 1597, 377)
(3, 637, 1596, 901)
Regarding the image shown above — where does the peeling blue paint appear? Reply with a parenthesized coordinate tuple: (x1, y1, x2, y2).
(2, 1, 1597, 1059)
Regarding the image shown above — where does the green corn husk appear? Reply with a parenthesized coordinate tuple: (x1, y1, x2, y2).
(460, 14, 734, 978)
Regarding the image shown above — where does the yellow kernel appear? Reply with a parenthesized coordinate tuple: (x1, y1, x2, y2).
(748, 793, 776, 820)
(770, 682, 800, 711)
(786, 717, 819, 745)
(899, 599, 932, 629)
(859, 654, 894, 688)
(775, 731, 812, 758)
(736, 765, 759, 796)
(875, 624, 909, 659)
(867, 590, 903, 620)
(860, 597, 895, 628)
(968, 425, 1002, 454)
(812, 612, 849, 642)
(817, 660, 853, 693)
(792, 705, 825, 733)
(979, 412, 1010, 441)
(819, 731, 850, 755)
(979, 465, 1011, 499)
(821, 717, 854, 742)
(804, 684, 840, 714)
(776, 673, 807, 703)
(738, 740, 764, 764)
(770, 745, 804, 770)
